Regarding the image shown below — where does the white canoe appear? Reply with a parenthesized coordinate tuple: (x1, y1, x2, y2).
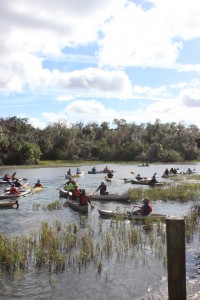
(98, 208, 168, 221)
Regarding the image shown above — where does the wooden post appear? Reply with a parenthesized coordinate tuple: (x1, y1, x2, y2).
(166, 217, 186, 300)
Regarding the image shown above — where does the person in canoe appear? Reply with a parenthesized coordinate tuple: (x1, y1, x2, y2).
(79, 189, 91, 206)
(67, 169, 72, 176)
(105, 171, 113, 181)
(132, 197, 152, 216)
(71, 185, 81, 200)
(95, 181, 108, 195)
(76, 168, 81, 174)
(10, 184, 21, 195)
(103, 166, 109, 173)
(148, 173, 157, 184)
(164, 168, 169, 175)
(13, 178, 24, 188)
(91, 167, 96, 173)
(11, 172, 17, 180)
(64, 178, 76, 192)
(3, 174, 11, 182)
(34, 179, 43, 188)
(135, 174, 142, 180)
(65, 177, 76, 186)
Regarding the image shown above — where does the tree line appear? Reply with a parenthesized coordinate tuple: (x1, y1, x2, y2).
(0, 116, 200, 165)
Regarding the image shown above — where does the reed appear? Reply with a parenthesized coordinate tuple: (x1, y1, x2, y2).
(185, 203, 200, 242)
(0, 205, 198, 277)
(130, 183, 200, 202)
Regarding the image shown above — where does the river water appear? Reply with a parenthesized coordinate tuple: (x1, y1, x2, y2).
(0, 163, 199, 299)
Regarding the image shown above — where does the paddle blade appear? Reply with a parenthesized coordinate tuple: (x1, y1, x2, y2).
(130, 172, 135, 174)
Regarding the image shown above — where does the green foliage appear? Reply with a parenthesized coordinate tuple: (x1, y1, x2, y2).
(0, 117, 200, 165)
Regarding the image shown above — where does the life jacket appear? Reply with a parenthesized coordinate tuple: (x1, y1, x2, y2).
(80, 195, 88, 205)
(10, 187, 20, 194)
(67, 183, 74, 192)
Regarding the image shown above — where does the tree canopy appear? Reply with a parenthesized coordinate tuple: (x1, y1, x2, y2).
(0, 117, 200, 165)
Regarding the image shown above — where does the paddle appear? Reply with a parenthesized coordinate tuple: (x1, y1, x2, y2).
(130, 172, 135, 175)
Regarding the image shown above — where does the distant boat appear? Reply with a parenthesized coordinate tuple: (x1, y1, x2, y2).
(137, 164, 150, 167)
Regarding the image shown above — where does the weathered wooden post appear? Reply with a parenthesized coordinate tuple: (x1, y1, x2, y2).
(166, 216, 186, 300)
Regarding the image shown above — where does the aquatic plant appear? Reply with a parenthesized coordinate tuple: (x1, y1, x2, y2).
(0, 204, 198, 277)
(130, 183, 200, 202)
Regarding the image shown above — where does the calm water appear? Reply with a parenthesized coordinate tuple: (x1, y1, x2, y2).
(0, 163, 199, 299)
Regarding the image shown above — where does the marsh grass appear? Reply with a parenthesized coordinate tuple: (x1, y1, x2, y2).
(42, 201, 63, 211)
(185, 203, 200, 242)
(130, 183, 200, 202)
(0, 204, 199, 277)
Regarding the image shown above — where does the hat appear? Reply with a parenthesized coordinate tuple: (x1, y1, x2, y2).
(142, 197, 150, 204)
(101, 182, 104, 185)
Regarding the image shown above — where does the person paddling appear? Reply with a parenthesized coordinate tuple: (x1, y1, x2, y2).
(95, 182, 108, 195)
(34, 179, 43, 188)
(132, 198, 152, 216)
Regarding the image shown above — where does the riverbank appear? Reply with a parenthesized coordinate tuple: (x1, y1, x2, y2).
(0, 160, 142, 170)
(0, 159, 199, 170)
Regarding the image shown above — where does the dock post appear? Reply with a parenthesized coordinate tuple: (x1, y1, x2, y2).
(166, 216, 186, 300)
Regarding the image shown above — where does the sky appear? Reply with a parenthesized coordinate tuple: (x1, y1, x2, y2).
(1, 0, 200, 129)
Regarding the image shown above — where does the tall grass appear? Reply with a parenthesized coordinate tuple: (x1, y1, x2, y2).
(0, 204, 199, 278)
(130, 183, 200, 202)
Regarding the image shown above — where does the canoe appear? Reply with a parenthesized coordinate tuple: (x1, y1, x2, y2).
(90, 192, 131, 202)
(131, 179, 163, 186)
(0, 200, 19, 209)
(0, 189, 32, 200)
(123, 178, 132, 183)
(137, 164, 150, 167)
(65, 172, 84, 179)
(161, 173, 177, 178)
(65, 199, 89, 213)
(98, 208, 168, 220)
(88, 170, 115, 174)
(59, 187, 69, 198)
(32, 187, 43, 193)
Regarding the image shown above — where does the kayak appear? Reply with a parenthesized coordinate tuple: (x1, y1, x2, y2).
(64, 199, 89, 213)
(98, 208, 168, 220)
(4, 183, 29, 192)
(0, 189, 32, 200)
(32, 187, 43, 193)
(90, 192, 131, 202)
(0, 200, 19, 209)
(65, 172, 84, 179)
(0, 178, 23, 185)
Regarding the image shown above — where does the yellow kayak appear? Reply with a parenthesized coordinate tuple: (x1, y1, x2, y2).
(32, 187, 43, 193)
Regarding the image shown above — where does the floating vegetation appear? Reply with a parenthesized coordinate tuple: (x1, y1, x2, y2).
(130, 183, 200, 202)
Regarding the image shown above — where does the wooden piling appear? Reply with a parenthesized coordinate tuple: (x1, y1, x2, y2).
(166, 216, 186, 300)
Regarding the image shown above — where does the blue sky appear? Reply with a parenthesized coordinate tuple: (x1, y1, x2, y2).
(1, 0, 200, 129)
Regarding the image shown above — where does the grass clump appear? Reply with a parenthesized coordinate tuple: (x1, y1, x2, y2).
(130, 183, 200, 202)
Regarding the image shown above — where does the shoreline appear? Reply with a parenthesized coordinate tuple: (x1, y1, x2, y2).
(0, 160, 199, 170)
